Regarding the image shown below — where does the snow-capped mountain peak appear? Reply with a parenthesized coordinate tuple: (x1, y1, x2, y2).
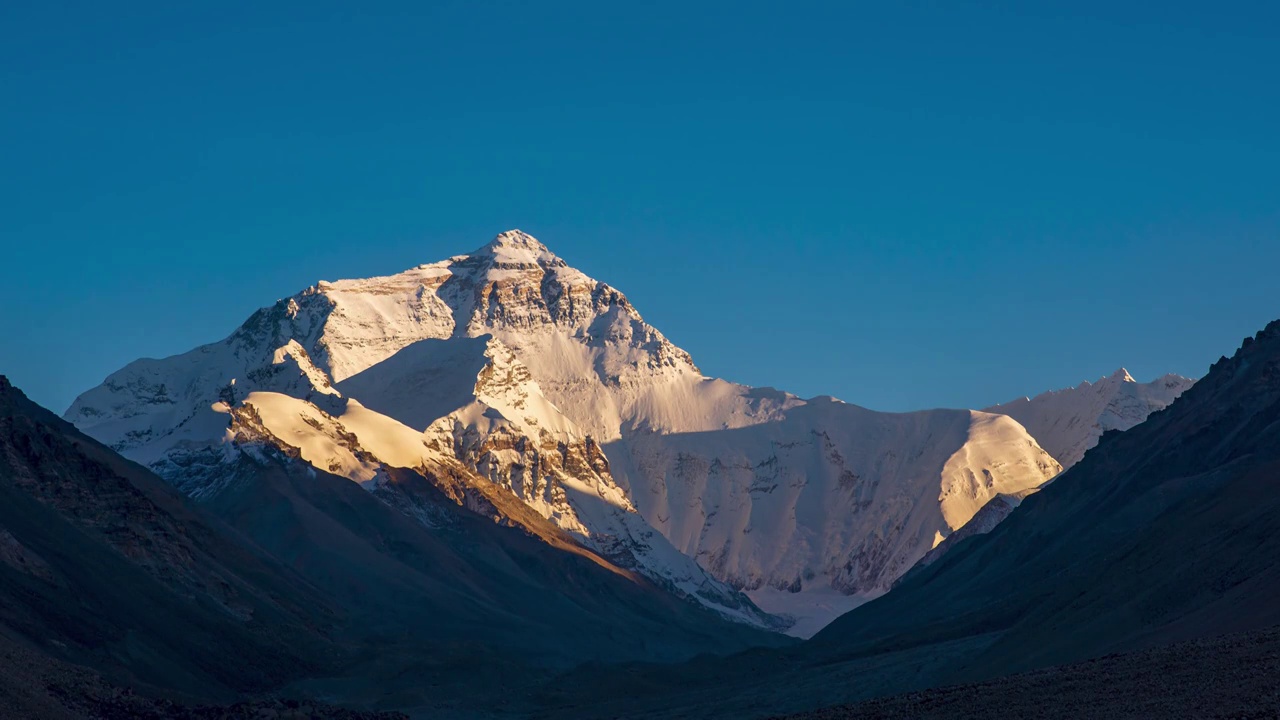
(986, 368, 1195, 468)
(479, 228, 556, 258)
(1110, 367, 1136, 383)
(255, 231, 705, 440)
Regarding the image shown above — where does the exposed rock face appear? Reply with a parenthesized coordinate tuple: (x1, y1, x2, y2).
(66, 230, 1064, 627)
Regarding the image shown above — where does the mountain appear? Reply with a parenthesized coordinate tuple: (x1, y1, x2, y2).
(552, 318, 1280, 719)
(986, 367, 1194, 468)
(67, 230, 1062, 635)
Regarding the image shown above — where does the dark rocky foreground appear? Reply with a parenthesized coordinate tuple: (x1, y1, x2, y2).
(0, 630, 404, 720)
(776, 625, 1280, 719)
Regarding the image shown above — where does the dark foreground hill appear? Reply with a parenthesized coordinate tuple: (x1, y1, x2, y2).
(0, 376, 349, 703)
(778, 624, 1280, 720)
(0, 628, 402, 720)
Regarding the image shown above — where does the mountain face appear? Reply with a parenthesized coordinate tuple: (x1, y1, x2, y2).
(67, 230, 1062, 632)
(608, 405, 1057, 620)
(986, 368, 1194, 468)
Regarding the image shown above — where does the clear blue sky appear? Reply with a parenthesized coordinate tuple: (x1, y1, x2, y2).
(2, 1, 1278, 414)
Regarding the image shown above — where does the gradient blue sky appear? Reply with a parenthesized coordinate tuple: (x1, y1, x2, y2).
(2, 1, 1278, 414)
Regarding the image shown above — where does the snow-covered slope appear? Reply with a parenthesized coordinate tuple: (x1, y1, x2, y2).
(608, 403, 1058, 635)
(985, 368, 1195, 468)
(880, 370, 1195, 590)
(67, 230, 1063, 633)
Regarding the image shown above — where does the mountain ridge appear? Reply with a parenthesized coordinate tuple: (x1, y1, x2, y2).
(985, 366, 1194, 468)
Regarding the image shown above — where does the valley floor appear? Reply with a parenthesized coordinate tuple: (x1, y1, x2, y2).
(0, 630, 403, 720)
(775, 625, 1280, 719)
